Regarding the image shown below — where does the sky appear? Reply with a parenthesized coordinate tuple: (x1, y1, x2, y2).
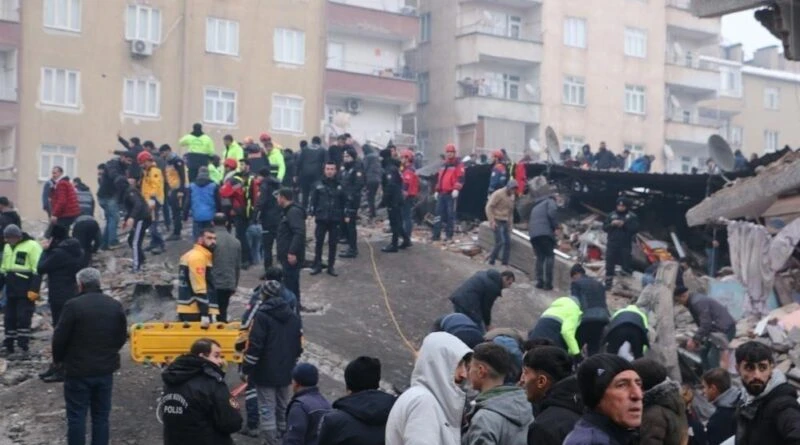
(721, 9, 782, 58)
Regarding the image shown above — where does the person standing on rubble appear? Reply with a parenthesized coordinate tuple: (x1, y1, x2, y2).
(72, 214, 101, 268)
(118, 175, 151, 272)
(487, 150, 509, 195)
(400, 149, 419, 245)
(0, 224, 42, 359)
(137, 151, 166, 255)
(432, 143, 465, 243)
(603, 197, 639, 290)
(571, 264, 610, 357)
(485, 179, 517, 266)
(276, 188, 306, 311)
(159, 144, 187, 242)
(674, 286, 736, 370)
(338, 147, 364, 259)
(380, 147, 407, 253)
(450, 269, 516, 333)
(183, 167, 220, 240)
(177, 228, 219, 326)
(48, 165, 82, 233)
(179, 123, 216, 183)
(309, 162, 343, 277)
(528, 187, 559, 290)
(210, 214, 240, 323)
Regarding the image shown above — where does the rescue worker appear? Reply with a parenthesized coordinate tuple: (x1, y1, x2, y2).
(601, 304, 650, 360)
(450, 269, 516, 333)
(338, 147, 364, 259)
(380, 147, 406, 253)
(159, 144, 187, 241)
(513, 151, 532, 196)
(179, 123, 216, 182)
(294, 136, 326, 212)
(183, 167, 220, 240)
(177, 228, 219, 326)
(255, 168, 282, 272)
(603, 197, 639, 289)
(527, 296, 583, 360)
(0, 224, 42, 358)
(432, 144, 465, 243)
(571, 264, 610, 357)
(222, 134, 243, 164)
(137, 151, 165, 255)
(118, 175, 151, 272)
(161, 338, 243, 445)
(487, 150, 509, 195)
(208, 155, 223, 185)
(261, 133, 286, 182)
(399, 149, 418, 247)
(309, 162, 343, 277)
(220, 159, 252, 268)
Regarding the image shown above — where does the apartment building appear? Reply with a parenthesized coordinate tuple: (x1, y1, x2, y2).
(0, 0, 20, 201)
(11, 0, 325, 219)
(323, 0, 418, 149)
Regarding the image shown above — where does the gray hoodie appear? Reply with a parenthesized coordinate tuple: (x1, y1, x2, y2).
(463, 386, 533, 445)
(528, 196, 558, 240)
(210, 226, 241, 291)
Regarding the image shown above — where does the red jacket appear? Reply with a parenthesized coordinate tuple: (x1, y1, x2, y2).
(401, 166, 419, 198)
(436, 160, 465, 194)
(219, 177, 247, 216)
(50, 178, 81, 218)
(514, 161, 528, 196)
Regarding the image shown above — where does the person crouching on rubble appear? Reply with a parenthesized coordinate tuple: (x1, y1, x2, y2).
(673, 286, 735, 371)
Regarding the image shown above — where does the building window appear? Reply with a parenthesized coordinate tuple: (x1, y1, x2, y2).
(719, 66, 742, 97)
(624, 84, 646, 115)
(420, 13, 431, 42)
(206, 17, 239, 56)
(624, 27, 647, 58)
(44, 0, 81, 32)
(272, 95, 304, 133)
(0, 49, 17, 101)
(41, 67, 80, 108)
(274, 28, 305, 65)
(123, 78, 160, 117)
(563, 76, 586, 106)
(40, 144, 77, 180)
(204, 87, 237, 125)
(730, 126, 743, 146)
(563, 136, 584, 154)
(680, 156, 694, 174)
(0, 0, 20, 22)
(563, 17, 586, 48)
(624, 143, 644, 168)
(763, 87, 780, 110)
(507, 16, 522, 39)
(764, 129, 779, 153)
(503, 74, 520, 100)
(418, 72, 429, 104)
(125, 5, 161, 43)
(327, 41, 344, 69)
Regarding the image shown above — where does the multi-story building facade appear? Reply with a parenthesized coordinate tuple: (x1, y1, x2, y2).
(0, 0, 20, 201)
(11, 0, 325, 219)
(323, 0, 418, 149)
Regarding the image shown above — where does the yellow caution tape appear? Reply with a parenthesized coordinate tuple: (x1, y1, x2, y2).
(130, 321, 243, 365)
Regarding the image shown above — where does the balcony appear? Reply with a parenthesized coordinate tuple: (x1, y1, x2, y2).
(325, 68, 416, 104)
(665, 51, 719, 96)
(327, 1, 418, 42)
(459, 0, 542, 7)
(0, 0, 19, 23)
(666, 0, 721, 40)
(665, 110, 718, 147)
(455, 90, 540, 127)
(456, 27, 543, 66)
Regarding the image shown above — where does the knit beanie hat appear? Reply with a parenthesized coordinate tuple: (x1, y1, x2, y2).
(261, 280, 281, 300)
(292, 363, 319, 387)
(50, 224, 69, 241)
(196, 166, 210, 182)
(3, 223, 21, 239)
(344, 356, 381, 392)
(577, 353, 635, 409)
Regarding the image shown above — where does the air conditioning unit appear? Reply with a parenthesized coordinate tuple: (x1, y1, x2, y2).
(346, 98, 361, 114)
(130, 40, 153, 57)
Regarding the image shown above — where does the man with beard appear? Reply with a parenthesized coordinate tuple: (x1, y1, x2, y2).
(177, 228, 219, 326)
(308, 162, 343, 276)
(338, 147, 364, 259)
(735, 341, 800, 445)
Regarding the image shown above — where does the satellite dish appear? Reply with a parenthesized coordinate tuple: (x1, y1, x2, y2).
(664, 144, 675, 161)
(528, 138, 541, 153)
(545, 126, 561, 163)
(708, 134, 736, 172)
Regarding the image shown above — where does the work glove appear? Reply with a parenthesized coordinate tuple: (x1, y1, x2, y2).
(27, 291, 39, 302)
(200, 316, 210, 329)
(452, 190, 459, 198)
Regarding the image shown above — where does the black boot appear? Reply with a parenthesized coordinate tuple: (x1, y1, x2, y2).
(42, 367, 65, 383)
(39, 363, 57, 379)
(309, 265, 323, 276)
(327, 267, 338, 277)
(399, 239, 412, 249)
(382, 244, 399, 253)
(339, 249, 357, 259)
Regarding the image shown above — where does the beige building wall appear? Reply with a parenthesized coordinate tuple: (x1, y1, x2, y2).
(16, 0, 324, 219)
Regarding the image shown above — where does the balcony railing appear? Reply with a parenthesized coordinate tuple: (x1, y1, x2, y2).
(326, 60, 416, 81)
(666, 50, 719, 71)
(457, 23, 543, 42)
(666, 109, 720, 127)
(666, 0, 691, 9)
(329, 0, 417, 15)
(0, 86, 16, 102)
(457, 78, 541, 102)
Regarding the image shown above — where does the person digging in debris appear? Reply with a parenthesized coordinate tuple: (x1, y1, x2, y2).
(601, 304, 650, 360)
(673, 286, 736, 371)
(528, 296, 583, 360)
(118, 175, 151, 272)
(177, 228, 219, 326)
(603, 197, 639, 290)
(161, 338, 243, 445)
(0, 223, 42, 359)
(449, 269, 515, 333)
(571, 264, 610, 357)
(72, 214, 102, 268)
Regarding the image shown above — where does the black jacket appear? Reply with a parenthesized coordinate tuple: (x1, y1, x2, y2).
(75, 183, 95, 216)
(51, 288, 127, 377)
(706, 386, 740, 445)
(161, 354, 243, 445)
(594, 149, 617, 170)
(296, 144, 327, 180)
(276, 203, 306, 264)
(686, 293, 736, 343)
(37, 237, 84, 304)
(736, 374, 800, 445)
(72, 215, 101, 267)
(449, 269, 504, 327)
(603, 209, 639, 248)
(121, 184, 150, 221)
(571, 276, 610, 323)
(309, 177, 343, 222)
(363, 150, 382, 185)
(328, 145, 344, 167)
(318, 389, 397, 445)
(340, 161, 365, 217)
(256, 176, 282, 230)
(528, 375, 584, 445)
(97, 161, 121, 199)
(242, 297, 303, 386)
(283, 151, 297, 187)
(380, 159, 403, 209)
(0, 208, 21, 251)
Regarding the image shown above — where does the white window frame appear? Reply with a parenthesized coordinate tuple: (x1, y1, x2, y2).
(679, 155, 694, 173)
(624, 143, 645, 169)
(123, 78, 160, 118)
(563, 76, 586, 106)
(563, 136, 585, 155)
(419, 72, 429, 104)
(0, 0, 20, 22)
(44, 0, 81, 32)
(206, 17, 239, 56)
(125, 4, 161, 44)
(503, 74, 520, 100)
(507, 16, 522, 39)
(271, 95, 304, 134)
(624, 27, 647, 58)
(0, 49, 17, 101)
(420, 13, 431, 42)
(40, 144, 77, 180)
(204, 87, 237, 125)
(40, 67, 80, 108)
(273, 28, 305, 65)
(719, 66, 742, 97)
(624, 84, 646, 115)
(764, 129, 779, 153)
(763, 87, 780, 110)
(563, 17, 586, 49)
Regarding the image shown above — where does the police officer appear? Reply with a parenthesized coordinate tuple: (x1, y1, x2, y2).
(338, 147, 364, 259)
(309, 162, 343, 276)
(380, 148, 407, 253)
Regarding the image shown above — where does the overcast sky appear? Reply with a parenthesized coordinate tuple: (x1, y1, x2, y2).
(721, 9, 781, 58)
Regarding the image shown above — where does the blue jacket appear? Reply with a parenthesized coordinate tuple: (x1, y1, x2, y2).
(564, 412, 639, 445)
(435, 313, 484, 347)
(285, 387, 331, 445)
(629, 157, 650, 173)
(189, 181, 217, 223)
(487, 163, 509, 194)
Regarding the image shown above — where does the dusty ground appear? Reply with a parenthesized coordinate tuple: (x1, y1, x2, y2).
(0, 224, 559, 445)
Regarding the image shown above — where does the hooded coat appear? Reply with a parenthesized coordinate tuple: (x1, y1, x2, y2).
(296, 142, 327, 181)
(528, 375, 583, 445)
(640, 379, 689, 445)
(385, 332, 472, 445)
(735, 369, 800, 445)
(242, 297, 303, 387)
(462, 386, 533, 445)
(528, 196, 558, 240)
(37, 237, 84, 304)
(706, 386, 740, 445)
(318, 389, 397, 445)
(449, 269, 504, 329)
(161, 354, 243, 445)
(363, 146, 382, 185)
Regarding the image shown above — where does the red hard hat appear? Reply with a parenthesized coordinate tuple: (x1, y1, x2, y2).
(401, 149, 414, 160)
(445, 143, 456, 153)
(136, 151, 153, 164)
(259, 132, 272, 142)
(224, 158, 238, 169)
(492, 150, 503, 160)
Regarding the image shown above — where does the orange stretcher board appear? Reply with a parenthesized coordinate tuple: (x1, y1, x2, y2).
(130, 321, 243, 364)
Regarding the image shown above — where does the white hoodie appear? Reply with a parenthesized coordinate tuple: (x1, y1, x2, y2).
(385, 332, 473, 445)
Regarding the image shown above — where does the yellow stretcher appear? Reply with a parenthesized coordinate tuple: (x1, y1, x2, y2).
(130, 321, 244, 364)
